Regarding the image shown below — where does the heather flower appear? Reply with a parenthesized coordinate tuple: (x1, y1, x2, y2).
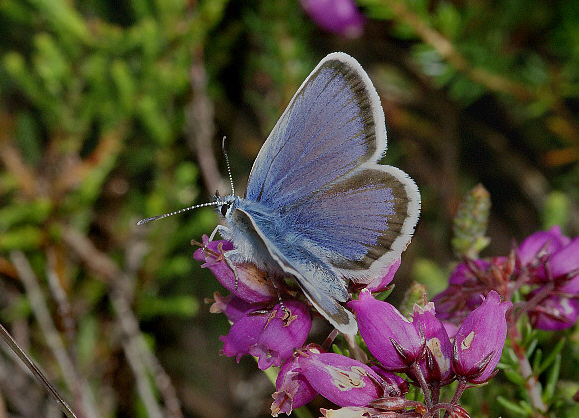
(348, 289, 424, 370)
(320, 406, 396, 417)
(546, 236, 579, 290)
(193, 235, 277, 303)
(412, 303, 454, 383)
(298, 351, 388, 407)
(518, 225, 570, 271)
(271, 346, 319, 417)
(518, 229, 579, 330)
(300, 0, 365, 38)
(220, 300, 311, 370)
(369, 366, 409, 397)
(527, 292, 579, 331)
(209, 292, 255, 322)
(432, 259, 490, 323)
(453, 291, 511, 384)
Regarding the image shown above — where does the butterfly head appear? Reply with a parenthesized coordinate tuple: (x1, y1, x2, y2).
(214, 192, 238, 219)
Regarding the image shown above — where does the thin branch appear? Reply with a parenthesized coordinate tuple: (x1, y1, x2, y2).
(186, 49, 227, 195)
(0, 322, 77, 418)
(10, 251, 98, 418)
(60, 225, 184, 418)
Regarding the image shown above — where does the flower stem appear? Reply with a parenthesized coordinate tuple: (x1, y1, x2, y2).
(507, 321, 548, 414)
(410, 362, 433, 410)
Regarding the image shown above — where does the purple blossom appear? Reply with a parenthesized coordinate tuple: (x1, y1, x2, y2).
(209, 292, 255, 322)
(432, 259, 490, 323)
(528, 292, 579, 331)
(193, 235, 277, 303)
(219, 300, 311, 370)
(412, 303, 454, 383)
(453, 291, 511, 384)
(518, 225, 570, 271)
(369, 366, 409, 397)
(271, 346, 319, 417)
(320, 406, 396, 417)
(518, 229, 579, 330)
(298, 351, 387, 407)
(348, 290, 424, 370)
(300, 0, 365, 38)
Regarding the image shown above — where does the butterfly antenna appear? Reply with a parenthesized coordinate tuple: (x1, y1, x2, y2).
(136, 201, 220, 225)
(222, 136, 235, 195)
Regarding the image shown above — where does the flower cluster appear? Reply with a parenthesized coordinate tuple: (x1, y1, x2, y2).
(194, 234, 514, 417)
(193, 236, 312, 370)
(433, 226, 579, 332)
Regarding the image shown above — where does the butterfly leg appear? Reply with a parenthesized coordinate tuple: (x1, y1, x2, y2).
(208, 224, 228, 242)
(204, 225, 243, 288)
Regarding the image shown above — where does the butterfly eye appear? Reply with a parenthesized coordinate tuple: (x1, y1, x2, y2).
(220, 203, 229, 217)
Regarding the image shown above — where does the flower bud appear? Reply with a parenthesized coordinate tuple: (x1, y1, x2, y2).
(453, 291, 511, 383)
(412, 303, 454, 383)
(348, 290, 424, 370)
(298, 351, 386, 407)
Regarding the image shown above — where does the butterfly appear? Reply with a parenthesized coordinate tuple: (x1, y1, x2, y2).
(140, 52, 420, 335)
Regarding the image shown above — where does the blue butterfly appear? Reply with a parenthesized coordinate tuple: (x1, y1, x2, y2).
(211, 52, 420, 335)
(140, 52, 420, 335)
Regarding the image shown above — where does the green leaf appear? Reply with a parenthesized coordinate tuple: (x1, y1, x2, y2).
(496, 396, 532, 416)
(136, 294, 199, 320)
(538, 338, 566, 375)
(543, 353, 561, 403)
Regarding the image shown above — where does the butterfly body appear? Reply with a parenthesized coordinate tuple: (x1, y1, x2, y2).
(213, 52, 420, 335)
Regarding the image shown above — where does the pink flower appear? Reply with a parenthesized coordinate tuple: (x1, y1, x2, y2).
(453, 291, 511, 384)
(271, 346, 319, 417)
(298, 351, 387, 407)
(193, 235, 277, 303)
(348, 290, 424, 370)
(412, 303, 454, 383)
(220, 300, 311, 370)
(300, 0, 365, 38)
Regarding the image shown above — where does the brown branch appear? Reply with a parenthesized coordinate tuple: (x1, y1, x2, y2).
(186, 50, 228, 195)
(60, 225, 184, 418)
(0, 114, 37, 197)
(10, 251, 98, 418)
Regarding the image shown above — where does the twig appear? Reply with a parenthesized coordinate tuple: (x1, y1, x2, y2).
(0, 322, 77, 418)
(110, 287, 164, 418)
(186, 50, 227, 195)
(387, 0, 532, 101)
(60, 225, 184, 418)
(10, 251, 98, 418)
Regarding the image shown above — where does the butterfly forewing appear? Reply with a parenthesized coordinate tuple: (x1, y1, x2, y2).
(246, 53, 386, 210)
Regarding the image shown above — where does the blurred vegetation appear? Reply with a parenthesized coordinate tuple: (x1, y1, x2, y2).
(0, 0, 577, 417)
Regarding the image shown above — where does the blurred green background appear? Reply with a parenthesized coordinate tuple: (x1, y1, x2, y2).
(0, 0, 577, 417)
